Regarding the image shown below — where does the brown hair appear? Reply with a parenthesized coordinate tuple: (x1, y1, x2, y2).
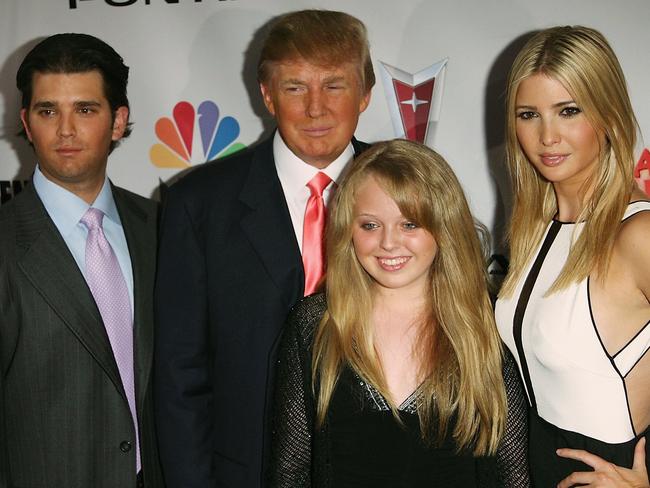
(257, 9, 375, 94)
(16, 33, 132, 151)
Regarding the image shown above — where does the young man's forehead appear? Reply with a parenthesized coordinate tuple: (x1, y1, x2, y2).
(29, 70, 108, 97)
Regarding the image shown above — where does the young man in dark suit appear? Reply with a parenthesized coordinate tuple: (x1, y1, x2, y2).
(0, 34, 162, 488)
(155, 9, 375, 488)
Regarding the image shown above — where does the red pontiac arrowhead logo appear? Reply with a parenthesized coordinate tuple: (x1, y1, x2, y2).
(379, 59, 448, 144)
(635, 148, 650, 195)
(392, 79, 435, 142)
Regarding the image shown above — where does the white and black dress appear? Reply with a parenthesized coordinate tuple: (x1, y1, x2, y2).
(496, 201, 650, 486)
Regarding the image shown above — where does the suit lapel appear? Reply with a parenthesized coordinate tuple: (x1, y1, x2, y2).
(351, 137, 369, 157)
(113, 187, 155, 410)
(239, 138, 304, 307)
(237, 136, 368, 307)
(15, 185, 125, 397)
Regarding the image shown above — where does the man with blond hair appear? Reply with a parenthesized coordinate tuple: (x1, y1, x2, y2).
(155, 9, 375, 488)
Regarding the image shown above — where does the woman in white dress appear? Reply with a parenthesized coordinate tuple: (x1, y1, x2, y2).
(495, 25, 650, 487)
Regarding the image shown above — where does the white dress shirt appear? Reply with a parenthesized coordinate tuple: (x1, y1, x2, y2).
(273, 132, 353, 252)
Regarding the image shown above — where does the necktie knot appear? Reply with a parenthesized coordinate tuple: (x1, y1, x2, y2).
(307, 172, 332, 197)
(80, 207, 105, 231)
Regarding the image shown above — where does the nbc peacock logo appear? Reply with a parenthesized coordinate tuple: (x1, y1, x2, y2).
(150, 100, 246, 168)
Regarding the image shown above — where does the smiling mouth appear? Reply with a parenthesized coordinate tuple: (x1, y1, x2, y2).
(377, 256, 410, 270)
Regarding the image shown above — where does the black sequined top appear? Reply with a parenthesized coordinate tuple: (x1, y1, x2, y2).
(269, 294, 530, 487)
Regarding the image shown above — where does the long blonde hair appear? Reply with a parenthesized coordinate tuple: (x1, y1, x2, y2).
(312, 140, 506, 455)
(500, 26, 639, 297)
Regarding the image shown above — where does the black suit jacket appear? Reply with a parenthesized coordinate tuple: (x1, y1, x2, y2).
(0, 182, 163, 488)
(155, 135, 367, 488)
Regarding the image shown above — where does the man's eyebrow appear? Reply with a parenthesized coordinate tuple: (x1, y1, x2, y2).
(279, 78, 306, 85)
(279, 75, 347, 86)
(31, 101, 56, 109)
(31, 100, 103, 109)
(322, 75, 346, 83)
(74, 100, 102, 107)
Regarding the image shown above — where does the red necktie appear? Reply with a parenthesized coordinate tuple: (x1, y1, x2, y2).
(302, 172, 332, 296)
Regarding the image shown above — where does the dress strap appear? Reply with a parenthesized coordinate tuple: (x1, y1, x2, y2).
(613, 320, 650, 377)
(622, 200, 650, 221)
(611, 201, 650, 376)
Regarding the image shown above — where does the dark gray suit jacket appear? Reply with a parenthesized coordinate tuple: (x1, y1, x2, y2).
(0, 182, 163, 488)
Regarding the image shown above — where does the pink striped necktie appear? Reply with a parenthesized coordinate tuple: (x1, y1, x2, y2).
(302, 172, 332, 296)
(80, 207, 140, 472)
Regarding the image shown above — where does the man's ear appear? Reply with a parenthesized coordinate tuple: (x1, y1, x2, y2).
(358, 89, 371, 114)
(111, 106, 129, 141)
(20, 108, 33, 142)
(259, 83, 276, 117)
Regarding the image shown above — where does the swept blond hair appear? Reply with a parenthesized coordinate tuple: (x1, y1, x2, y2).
(257, 9, 375, 94)
(500, 26, 639, 297)
(313, 140, 506, 455)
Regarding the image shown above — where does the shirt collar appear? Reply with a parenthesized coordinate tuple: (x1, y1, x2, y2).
(33, 165, 120, 236)
(273, 131, 353, 198)
(92, 177, 121, 225)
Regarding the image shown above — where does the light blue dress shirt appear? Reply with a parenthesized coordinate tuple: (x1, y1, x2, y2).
(33, 166, 135, 314)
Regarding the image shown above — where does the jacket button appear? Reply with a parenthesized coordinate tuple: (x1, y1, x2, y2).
(120, 441, 132, 452)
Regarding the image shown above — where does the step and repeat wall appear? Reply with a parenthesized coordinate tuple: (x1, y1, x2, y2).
(1, 0, 649, 266)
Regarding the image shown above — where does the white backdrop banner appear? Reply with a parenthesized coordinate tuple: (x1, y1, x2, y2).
(1, 0, 649, 262)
